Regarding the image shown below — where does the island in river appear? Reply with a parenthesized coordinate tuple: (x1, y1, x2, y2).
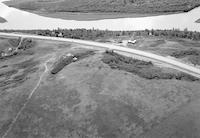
(196, 19, 200, 23)
(0, 17, 6, 23)
(4, 0, 200, 21)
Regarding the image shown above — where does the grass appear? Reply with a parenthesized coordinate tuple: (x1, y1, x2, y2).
(8, 38, 21, 47)
(0, 58, 39, 91)
(0, 36, 39, 91)
(171, 48, 200, 58)
(18, 38, 35, 50)
(13, 58, 39, 70)
(2, 52, 200, 138)
(129, 37, 200, 65)
(171, 48, 200, 65)
(0, 38, 36, 60)
(0, 69, 18, 78)
(102, 51, 199, 81)
(0, 37, 80, 137)
(1, 36, 200, 138)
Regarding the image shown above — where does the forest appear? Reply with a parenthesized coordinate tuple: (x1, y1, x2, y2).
(1, 28, 200, 41)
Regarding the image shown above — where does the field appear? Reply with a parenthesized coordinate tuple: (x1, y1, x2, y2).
(0, 17, 6, 23)
(4, 0, 200, 20)
(0, 36, 200, 138)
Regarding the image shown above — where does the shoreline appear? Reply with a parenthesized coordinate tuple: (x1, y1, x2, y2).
(28, 10, 181, 21)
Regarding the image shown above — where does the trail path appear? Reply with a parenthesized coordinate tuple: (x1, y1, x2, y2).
(2, 57, 54, 138)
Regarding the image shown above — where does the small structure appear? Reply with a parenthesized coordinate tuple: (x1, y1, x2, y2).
(58, 32, 63, 37)
(121, 39, 137, 46)
(73, 57, 78, 61)
(148, 32, 153, 36)
(128, 40, 137, 44)
(8, 47, 13, 52)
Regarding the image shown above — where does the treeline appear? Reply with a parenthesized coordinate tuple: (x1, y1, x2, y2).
(51, 50, 95, 74)
(144, 29, 200, 40)
(1, 28, 200, 40)
(170, 48, 200, 65)
(0, 29, 131, 40)
(102, 50, 199, 81)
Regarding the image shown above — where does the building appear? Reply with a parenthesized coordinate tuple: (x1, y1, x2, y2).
(128, 40, 137, 44)
(58, 32, 63, 37)
(122, 39, 137, 46)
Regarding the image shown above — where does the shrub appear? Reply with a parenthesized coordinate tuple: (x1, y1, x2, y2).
(51, 55, 74, 74)
(171, 48, 200, 58)
(51, 50, 95, 74)
(18, 38, 35, 50)
(102, 51, 199, 81)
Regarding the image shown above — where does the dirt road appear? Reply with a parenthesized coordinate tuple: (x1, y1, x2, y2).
(1, 32, 200, 78)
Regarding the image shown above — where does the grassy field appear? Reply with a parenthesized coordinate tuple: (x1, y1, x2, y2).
(4, 0, 200, 20)
(0, 17, 6, 23)
(1, 36, 200, 138)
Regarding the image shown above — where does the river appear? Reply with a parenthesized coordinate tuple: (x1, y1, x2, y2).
(0, 0, 199, 31)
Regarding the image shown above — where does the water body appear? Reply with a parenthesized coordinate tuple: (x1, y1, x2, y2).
(0, 0, 199, 31)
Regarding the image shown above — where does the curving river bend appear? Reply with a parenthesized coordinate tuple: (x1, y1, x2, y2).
(0, 0, 199, 31)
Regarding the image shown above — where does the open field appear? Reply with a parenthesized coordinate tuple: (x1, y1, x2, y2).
(4, 0, 200, 20)
(0, 17, 6, 23)
(0, 36, 200, 138)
